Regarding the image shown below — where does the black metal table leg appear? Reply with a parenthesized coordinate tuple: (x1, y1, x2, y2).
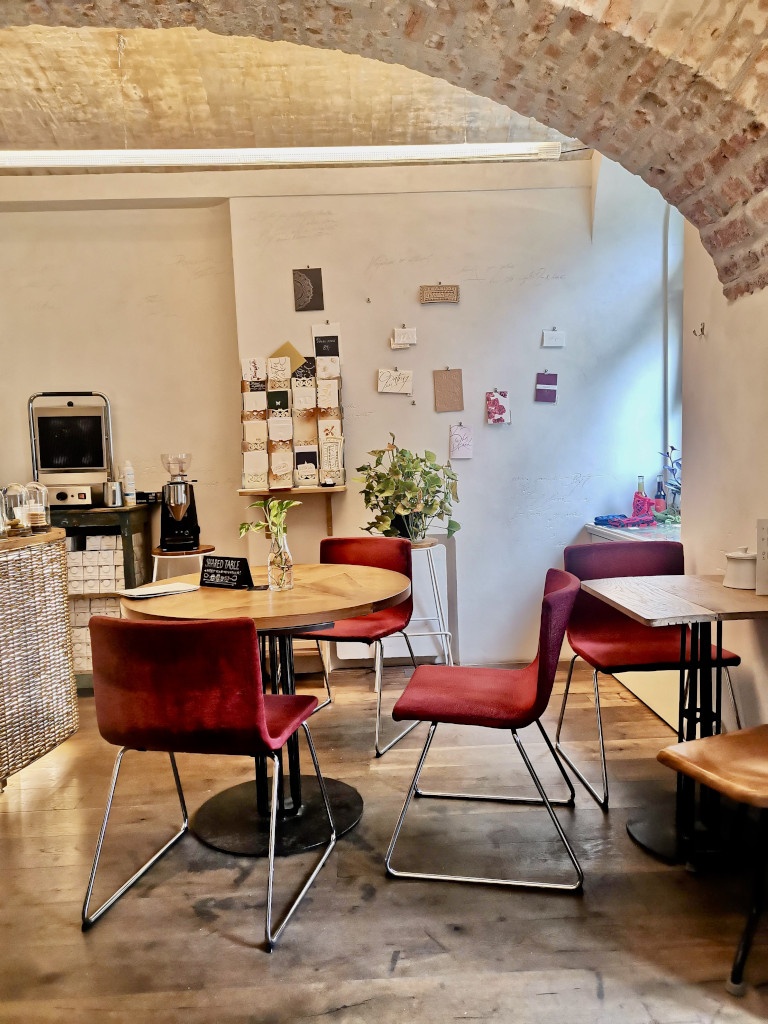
(191, 624, 363, 857)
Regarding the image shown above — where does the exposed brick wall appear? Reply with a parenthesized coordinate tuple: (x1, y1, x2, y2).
(3, 0, 768, 299)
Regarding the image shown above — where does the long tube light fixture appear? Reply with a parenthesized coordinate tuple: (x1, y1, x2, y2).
(0, 141, 561, 170)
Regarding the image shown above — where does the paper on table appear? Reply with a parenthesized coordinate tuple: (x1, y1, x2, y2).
(119, 582, 200, 600)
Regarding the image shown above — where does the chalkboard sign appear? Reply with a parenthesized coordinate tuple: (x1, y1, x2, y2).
(200, 555, 255, 590)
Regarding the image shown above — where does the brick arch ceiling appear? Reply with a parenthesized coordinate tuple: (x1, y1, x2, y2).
(4, 1, 768, 300)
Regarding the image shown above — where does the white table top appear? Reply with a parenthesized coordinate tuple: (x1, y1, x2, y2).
(581, 573, 768, 628)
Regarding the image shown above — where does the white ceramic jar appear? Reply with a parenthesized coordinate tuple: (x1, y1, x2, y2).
(723, 547, 757, 589)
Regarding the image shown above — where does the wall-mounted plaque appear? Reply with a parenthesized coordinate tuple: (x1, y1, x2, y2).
(419, 284, 460, 304)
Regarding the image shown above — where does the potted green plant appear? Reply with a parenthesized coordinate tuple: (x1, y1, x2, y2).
(357, 435, 460, 543)
(240, 498, 301, 590)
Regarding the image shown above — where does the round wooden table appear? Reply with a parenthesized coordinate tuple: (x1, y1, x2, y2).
(121, 562, 411, 857)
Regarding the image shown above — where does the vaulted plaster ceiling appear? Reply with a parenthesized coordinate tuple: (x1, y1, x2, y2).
(0, 27, 582, 153)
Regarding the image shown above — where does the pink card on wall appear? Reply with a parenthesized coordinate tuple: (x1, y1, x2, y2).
(486, 390, 511, 424)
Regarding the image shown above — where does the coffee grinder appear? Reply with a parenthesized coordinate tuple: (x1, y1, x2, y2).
(159, 453, 200, 551)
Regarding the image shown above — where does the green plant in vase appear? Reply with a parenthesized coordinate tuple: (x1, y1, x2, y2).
(357, 435, 460, 543)
(240, 498, 302, 591)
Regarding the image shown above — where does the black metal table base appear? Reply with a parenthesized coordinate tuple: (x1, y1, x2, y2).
(191, 776, 363, 857)
(626, 789, 680, 864)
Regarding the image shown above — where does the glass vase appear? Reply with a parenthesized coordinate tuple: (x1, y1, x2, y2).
(268, 531, 293, 591)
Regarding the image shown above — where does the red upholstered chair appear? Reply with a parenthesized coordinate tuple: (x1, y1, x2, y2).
(83, 616, 336, 951)
(302, 537, 419, 757)
(556, 541, 741, 810)
(385, 569, 584, 892)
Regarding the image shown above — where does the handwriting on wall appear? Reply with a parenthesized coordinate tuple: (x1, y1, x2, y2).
(377, 369, 414, 395)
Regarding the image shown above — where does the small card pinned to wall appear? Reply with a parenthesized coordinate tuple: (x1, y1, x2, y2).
(541, 329, 565, 348)
(377, 368, 414, 395)
(200, 555, 255, 590)
(433, 368, 464, 413)
(312, 322, 341, 358)
(535, 372, 558, 404)
(449, 423, 473, 459)
(486, 390, 511, 424)
(391, 327, 417, 349)
(293, 268, 324, 312)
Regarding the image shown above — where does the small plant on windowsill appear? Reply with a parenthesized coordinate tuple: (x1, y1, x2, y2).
(356, 434, 460, 544)
(239, 498, 301, 591)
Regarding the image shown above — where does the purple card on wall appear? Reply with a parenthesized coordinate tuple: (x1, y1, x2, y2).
(536, 373, 558, 387)
(535, 387, 557, 404)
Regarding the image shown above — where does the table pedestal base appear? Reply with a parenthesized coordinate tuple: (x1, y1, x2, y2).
(626, 791, 680, 865)
(191, 776, 363, 857)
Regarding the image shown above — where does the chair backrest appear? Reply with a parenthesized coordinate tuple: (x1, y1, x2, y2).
(319, 537, 414, 623)
(564, 540, 684, 630)
(89, 616, 269, 754)
(529, 568, 581, 720)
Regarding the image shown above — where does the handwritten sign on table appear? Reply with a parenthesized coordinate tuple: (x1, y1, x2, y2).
(200, 556, 255, 590)
(377, 368, 413, 395)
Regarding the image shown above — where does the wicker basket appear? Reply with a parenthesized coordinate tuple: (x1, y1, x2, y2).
(0, 531, 78, 786)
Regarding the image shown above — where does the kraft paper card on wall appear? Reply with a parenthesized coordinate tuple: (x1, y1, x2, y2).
(433, 369, 464, 413)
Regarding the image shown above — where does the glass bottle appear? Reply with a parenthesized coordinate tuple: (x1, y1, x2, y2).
(636, 475, 646, 496)
(268, 530, 294, 591)
(25, 482, 51, 532)
(654, 474, 666, 513)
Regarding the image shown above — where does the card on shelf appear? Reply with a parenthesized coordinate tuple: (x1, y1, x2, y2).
(267, 356, 291, 381)
(318, 418, 342, 440)
(316, 378, 339, 409)
(294, 445, 320, 486)
(267, 390, 290, 414)
(316, 356, 340, 379)
(268, 418, 294, 442)
(243, 420, 267, 448)
(241, 356, 266, 381)
(292, 381, 317, 409)
(243, 391, 267, 412)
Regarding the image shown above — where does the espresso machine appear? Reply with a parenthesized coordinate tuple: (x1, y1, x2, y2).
(159, 453, 200, 552)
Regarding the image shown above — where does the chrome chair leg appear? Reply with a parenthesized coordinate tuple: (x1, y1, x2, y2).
(82, 748, 188, 930)
(385, 722, 583, 891)
(426, 546, 453, 665)
(725, 667, 742, 730)
(400, 631, 419, 671)
(374, 639, 421, 758)
(265, 722, 337, 951)
(415, 720, 575, 807)
(311, 640, 333, 714)
(555, 658, 609, 811)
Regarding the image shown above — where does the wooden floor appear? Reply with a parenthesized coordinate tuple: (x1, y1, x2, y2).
(3, 663, 768, 1023)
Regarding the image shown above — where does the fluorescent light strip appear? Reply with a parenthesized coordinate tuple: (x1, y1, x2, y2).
(0, 141, 561, 169)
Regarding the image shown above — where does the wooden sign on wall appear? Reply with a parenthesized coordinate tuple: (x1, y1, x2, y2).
(419, 284, 460, 303)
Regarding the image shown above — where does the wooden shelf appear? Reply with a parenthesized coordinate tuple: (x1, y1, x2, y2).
(238, 486, 346, 497)
(238, 486, 346, 536)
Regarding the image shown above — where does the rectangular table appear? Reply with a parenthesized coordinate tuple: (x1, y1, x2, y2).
(581, 574, 768, 862)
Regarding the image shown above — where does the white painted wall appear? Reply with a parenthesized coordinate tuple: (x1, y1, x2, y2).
(0, 160, 674, 665)
(230, 157, 674, 663)
(682, 222, 768, 726)
(0, 205, 242, 555)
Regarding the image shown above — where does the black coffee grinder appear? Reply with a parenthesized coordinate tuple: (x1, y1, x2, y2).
(159, 453, 200, 551)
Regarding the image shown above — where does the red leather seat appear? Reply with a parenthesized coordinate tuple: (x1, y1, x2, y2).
(83, 616, 336, 951)
(556, 541, 741, 811)
(301, 537, 418, 756)
(385, 569, 584, 894)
